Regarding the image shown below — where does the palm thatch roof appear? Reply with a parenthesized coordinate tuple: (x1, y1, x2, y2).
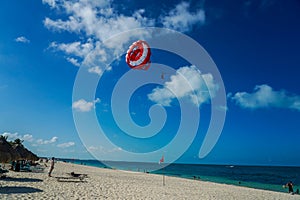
(12, 144, 39, 161)
(0, 137, 20, 163)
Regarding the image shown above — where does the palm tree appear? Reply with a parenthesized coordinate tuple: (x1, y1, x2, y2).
(13, 138, 24, 145)
(0, 135, 8, 141)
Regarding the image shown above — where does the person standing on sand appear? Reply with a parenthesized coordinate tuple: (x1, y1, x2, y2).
(48, 157, 55, 177)
(285, 181, 294, 194)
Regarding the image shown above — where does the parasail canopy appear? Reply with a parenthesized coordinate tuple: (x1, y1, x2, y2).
(125, 40, 151, 70)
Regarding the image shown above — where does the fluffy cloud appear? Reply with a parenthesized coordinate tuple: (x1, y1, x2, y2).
(36, 136, 58, 145)
(1, 132, 33, 142)
(72, 98, 100, 112)
(43, 0, 154, 70)
(161, 2, 205, 32)
(50, 40, 94, 58)
(42, 0, 58, 8)
(88, 66, 103, 75)
(148, 65, 219, 107)
(57, 142, 75, 148)
(87, 145, 122, 154)
(1, 132, 59, 146)
(43, 0, 205, 73)
(67, 57, 81, 67)
(230, 84, 300, 111)
(87, 145, 100, 151)
(15, 36, 30, 43)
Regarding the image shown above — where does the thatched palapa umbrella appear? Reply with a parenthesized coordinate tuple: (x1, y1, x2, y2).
(0, 136, 20, 163)
(12, 144, 39, 161)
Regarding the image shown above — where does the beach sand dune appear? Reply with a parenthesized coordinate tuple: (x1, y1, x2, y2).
(0, 162, 299, 199)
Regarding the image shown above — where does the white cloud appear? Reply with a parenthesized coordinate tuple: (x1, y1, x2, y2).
(50, 39, 94, 58)
(1, 132, 34, 142)
(67, 57, 81, 66)
(88, 66, 103, 75)
(215, 105, 229, 112)
(44, 17, 81, 32)
(1, 132, 59, 147)
(109, 147, 122, 153)
(72, 98, 100, 112)
(87, 145, 100, 151)
(87, 145, 122, 154)
(2, 132, 20, 140)
(230, 84, 300, 111)
(161, 2, 205, 32)
(148, 65, 219, 107)
(43, 0, 154, 52)
(36, 136, 58, 145)
(43, 1, 204, 73)
(42, 0, 58, 9)
(15, 36, 30, 43)
(57, 142, 75, 148)
(22, 134, 34, 142)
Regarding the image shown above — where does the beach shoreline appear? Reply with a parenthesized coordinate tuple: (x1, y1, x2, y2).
(1, 162, 299, 199)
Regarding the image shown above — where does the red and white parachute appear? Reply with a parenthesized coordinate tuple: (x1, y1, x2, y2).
(125, 40, 151, 70)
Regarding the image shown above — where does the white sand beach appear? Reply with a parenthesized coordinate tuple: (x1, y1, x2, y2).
(0, 162, 299, 200)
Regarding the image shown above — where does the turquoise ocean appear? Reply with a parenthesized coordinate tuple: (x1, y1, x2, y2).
(61, 159, 300, 194)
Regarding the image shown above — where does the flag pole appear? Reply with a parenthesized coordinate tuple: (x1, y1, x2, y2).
(163, 172, 165, 186)
(159, 155, 165, 186)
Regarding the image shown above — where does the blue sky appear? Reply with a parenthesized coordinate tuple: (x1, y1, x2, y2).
(0, 0, 300, 166)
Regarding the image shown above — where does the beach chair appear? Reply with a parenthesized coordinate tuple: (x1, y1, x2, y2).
(55, 172, 88, 182)
(30, 165, 45, 173)
(20, 164, 32, 172)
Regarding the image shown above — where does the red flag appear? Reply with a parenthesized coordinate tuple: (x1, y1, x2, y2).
(159, 155, 164, 164)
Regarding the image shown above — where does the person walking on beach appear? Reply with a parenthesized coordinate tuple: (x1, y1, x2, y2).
(285, 181, 294, 194)
(48, 157, 55, 177)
